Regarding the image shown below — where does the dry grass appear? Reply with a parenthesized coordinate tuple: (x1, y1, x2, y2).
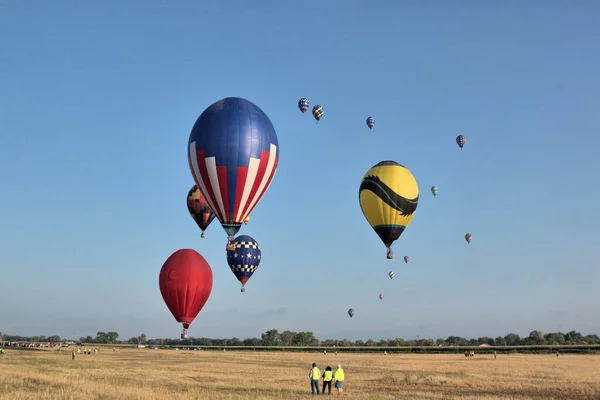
(1, 348, 599, 399)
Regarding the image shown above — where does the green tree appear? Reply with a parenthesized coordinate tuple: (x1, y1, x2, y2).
(106, 332, 119, 344)
(494, 336, 506, 346)
(280, 330, 295, 346)
(504, 333, 521, 345)
(261, 329, 281, 346)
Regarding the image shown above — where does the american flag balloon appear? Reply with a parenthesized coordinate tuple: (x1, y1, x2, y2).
(456, 135, 466, 150)
(226, 235, 261, 292)
(188, 97, 279, 240)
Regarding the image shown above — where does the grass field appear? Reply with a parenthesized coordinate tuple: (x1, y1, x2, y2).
(1, 347, 599, 399)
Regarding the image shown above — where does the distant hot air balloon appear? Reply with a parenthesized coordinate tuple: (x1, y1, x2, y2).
(312, 105, 324, 122)
(348, 309, 355, 318)
(431, 186, 439, 197)
(226, 235, 261, 292)
(366, 116, 375, 130)
(465, 233, 472, 244)
(379, 294, 384, 300)
(359, 161, 419, 259)
(159, 249, 213, 339)
(188, 97, 279, 249)
(456, 135, 466, 150)
(187, 185, 216, 238)
(389, 271, 394, 279)
(298, 98, 309, 114)
(244, 215, 250, 225)
(404, 256, 409, 264)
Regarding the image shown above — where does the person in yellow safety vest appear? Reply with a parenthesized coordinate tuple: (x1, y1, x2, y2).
(309, 363, 320, 395)
(334, 364, 344, 394)
(322, 366, 333, 395)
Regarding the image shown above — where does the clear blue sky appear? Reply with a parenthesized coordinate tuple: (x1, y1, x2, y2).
(1, 1, 599, 342)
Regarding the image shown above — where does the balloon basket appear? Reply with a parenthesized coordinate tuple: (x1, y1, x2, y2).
(241, 286, 246, 293)
(226, 243, 235, 251)
(181, 329, 188, 340)
(201, 232, 205, 238)
(386, 252, 393, 260)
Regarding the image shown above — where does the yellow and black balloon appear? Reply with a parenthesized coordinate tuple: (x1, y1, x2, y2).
(359, 161, 419, 259)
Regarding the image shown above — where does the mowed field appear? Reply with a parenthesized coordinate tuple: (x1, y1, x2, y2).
(1, 348, 599, 400)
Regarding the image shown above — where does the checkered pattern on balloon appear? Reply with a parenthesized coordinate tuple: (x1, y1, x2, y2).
(226, 235, 261, 292)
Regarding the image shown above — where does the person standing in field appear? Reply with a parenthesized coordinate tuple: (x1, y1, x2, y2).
(334, 364, 344, 394)
(71, 350, 75, 360)
(309, 363, 321, 395)
(322, 366, 333, 395)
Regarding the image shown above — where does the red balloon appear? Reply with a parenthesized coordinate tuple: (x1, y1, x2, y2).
(159, 249, 213, 333)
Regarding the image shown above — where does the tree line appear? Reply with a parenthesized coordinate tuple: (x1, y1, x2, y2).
(2, 329, 599, 346)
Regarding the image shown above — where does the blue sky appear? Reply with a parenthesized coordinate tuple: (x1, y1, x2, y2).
(1, 1, 599, 342)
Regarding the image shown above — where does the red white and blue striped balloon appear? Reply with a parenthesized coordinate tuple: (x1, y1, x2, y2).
(188, 97, 280, 239)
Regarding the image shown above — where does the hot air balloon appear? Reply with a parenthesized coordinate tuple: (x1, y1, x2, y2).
(243, 215, 250, 225)
(465, 233, 472, 244)
(298, 98, 309, 114)
(187, 185, 216, 238)
(188, 97, 279, 250)
(312, 105, 324, 122)
(431, 186, 439, 197)
(226, 235, 261, 292)
(159, 249, 213, 339)
(389, 271, 394, 279)
(379, 294, 384, 300)
(404, 256, 409, 264)
(366, 116, 375, 130)
(456, 135, 466, 150)
(359, 161, 419, 259)
(348, 309, 355, 318)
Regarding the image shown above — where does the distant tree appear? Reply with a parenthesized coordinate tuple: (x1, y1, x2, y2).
(279, 331, 295, 346)
(140, 334, 147, 344)
(365, 339, 376, 346)
(106, 332, 119, 344)
(504, 333, 521, 345)
(584, 334, 600, 344)
(377, 339, 389, 346)
(49, 335, 61, 343)
(243, 338, 262, 346)
(354, 340, 364, 346)
(227, 337, 243, 346)
(565, 331, 583, 344)
(292, 332, 318, 346)
(445, 336, 468, 346)
(544, 332, 565, 345)
(337, 339, 352, 347)
(261, 329, 281, 346)
(85, 336, 94, 343)
(494, 336, 506, 346)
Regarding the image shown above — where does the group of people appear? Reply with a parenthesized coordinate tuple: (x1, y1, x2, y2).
(309, 363, 344, 395)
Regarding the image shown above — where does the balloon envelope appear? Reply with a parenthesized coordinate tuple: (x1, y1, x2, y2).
(359, 161, 419, 255)
(298, 98, 309, 114)
(187, 185, 216, 234)
(456, 135, 466, 149)
(312, 105, 324, 121)
(388, 271, 394, 279)
(404, 256, 409, 264)
(226, 234, 261, 291)
(159, 249, 213, 328)
(431, 186, 439, 196)
(465, 233, 472, 243)
(188, 97, 279, 239)
(348, 309, 355, 318)
(379, 294, 384, 300)
(366, 116, 375, 130)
